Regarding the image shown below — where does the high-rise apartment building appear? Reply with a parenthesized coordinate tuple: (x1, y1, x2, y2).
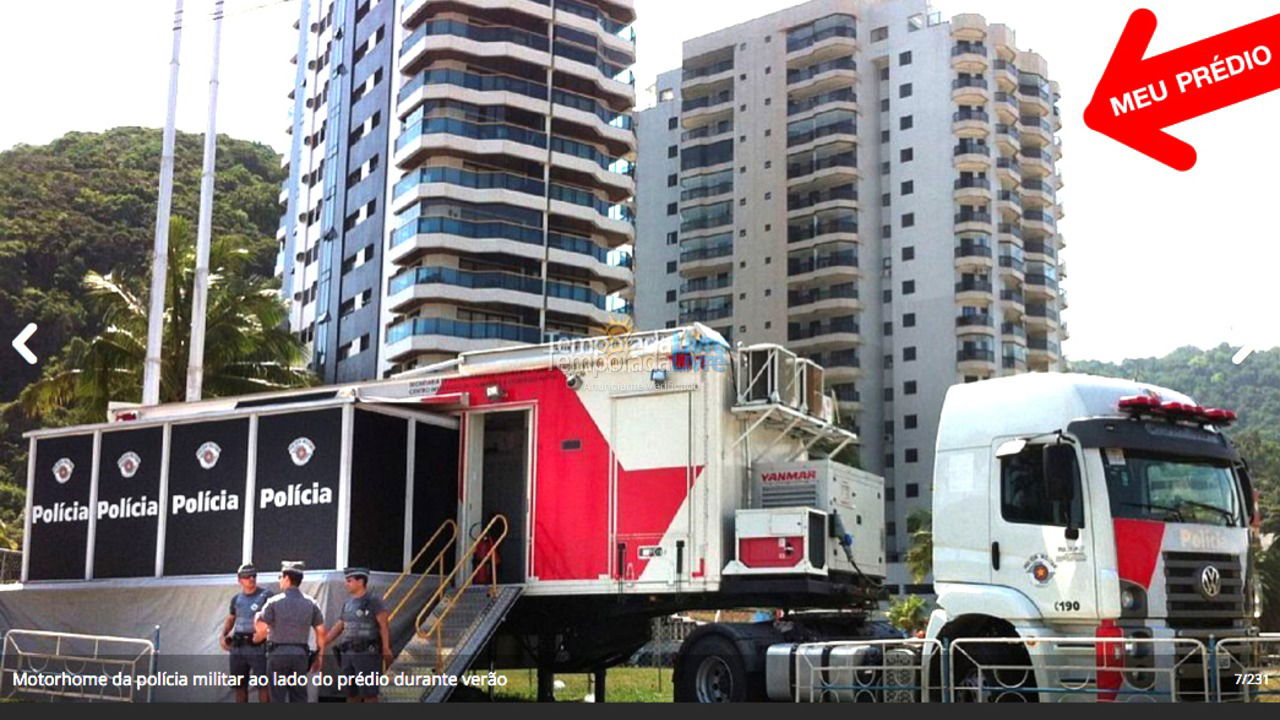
(280, 0, 638, 382)
(634, 0, 1067, 586)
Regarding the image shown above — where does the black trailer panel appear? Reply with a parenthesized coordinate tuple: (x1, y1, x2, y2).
(93, 427, 163, 579)
(165, 418, 250, 576)
(251, 409, 343, 571)
(27, 435, 95, 581)
(348, 409, 409, 572)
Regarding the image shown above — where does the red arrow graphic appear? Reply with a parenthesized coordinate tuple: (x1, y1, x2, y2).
(1084, 9, 1280, 170)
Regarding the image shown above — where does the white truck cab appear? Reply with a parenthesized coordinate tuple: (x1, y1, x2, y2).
(928, 373, 1259, 698)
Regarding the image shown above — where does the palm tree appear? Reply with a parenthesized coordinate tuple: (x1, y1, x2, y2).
(17, 218, 315, 424)
(905, 509, 933, 584)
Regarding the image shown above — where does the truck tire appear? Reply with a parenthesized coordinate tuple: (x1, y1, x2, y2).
(952, 643, 1036, 703)
(674, 634, 755, 702)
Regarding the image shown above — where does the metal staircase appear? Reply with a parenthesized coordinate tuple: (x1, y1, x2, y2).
(382, 515, 523, 703)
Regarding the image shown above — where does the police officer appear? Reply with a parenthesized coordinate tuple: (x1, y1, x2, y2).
(219, 563, 272, 703)
(253, 561, 327, 703)
(327, 567, 393, 703)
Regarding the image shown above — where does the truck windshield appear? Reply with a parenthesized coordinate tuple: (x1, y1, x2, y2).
(1103, 450, 1241, 527)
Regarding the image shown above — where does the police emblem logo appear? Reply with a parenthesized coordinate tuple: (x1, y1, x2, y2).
(52, 458, 75, 485)
(197, 442, 222, 470)
(117, 452, 142, 479)
(288, 437, 316, 467)
(251, 603, 261, 611)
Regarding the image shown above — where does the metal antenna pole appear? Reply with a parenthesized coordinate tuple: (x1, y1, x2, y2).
(186, 0, 225, 402)
(539, 0, 558, 341)
(143, 0, 185, 406)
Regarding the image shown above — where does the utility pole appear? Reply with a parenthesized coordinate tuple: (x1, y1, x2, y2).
(186, 0, 225, 402)
(142, 0, 185, 406)
(538, 0, 558, 342)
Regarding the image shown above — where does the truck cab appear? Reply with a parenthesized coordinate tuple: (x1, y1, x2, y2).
(929, 373, 1259, 698)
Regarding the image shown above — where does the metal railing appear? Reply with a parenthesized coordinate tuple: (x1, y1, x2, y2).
(413, 514, 510, 671)
(1213, 635, 1280, 702)
(385, 519, 459, 623)
(1, 629, 156, 702)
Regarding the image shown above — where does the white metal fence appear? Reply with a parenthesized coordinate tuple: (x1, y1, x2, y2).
(788, 634, 1280, 703)
(1, 629, 157, 702)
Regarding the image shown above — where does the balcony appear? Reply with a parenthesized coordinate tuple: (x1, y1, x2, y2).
(680, 241, 733, 265)
(999, 288, 1026, 310)
(681, 274, 732, 295)
(788, 88, 857, 117)
(681, 213, 733, 234)
(995, 123, 1020, 153)
(956, 347, 997, 373)
(787, 114, 857, 149)
(787, 250, 858, 276)
(952, 109, 990, 137)
(828, 380, 862, 402)
(1019, 83, 1053, 116)
(682, 119, 733, 144)
(952, 76, 991, 105)
(955, 278, 995, 303)
(953, 141, 991, 171)
(788, 57, 857, 89)
(788, 216, 858, 244)
(1020, 115, 1053, 146)
(955, 237, 994, 269)
(679, 303, 733, 323)
(1023, 240, 1057, 260)
(386, 265, 608, 314)
(386, 317, 542, 359)
(1028, 336, 1061, 355)
(997, 222, 1022, 241)
(789, 183, 858, 213)
(1024, 273, 1059, 299)
(787, 149, 857, 181)
(682, 57, 734, 92)
(789, 317, 861, 347)
(998, 251, 1025, 277)
(953, 176, 992, 203)
(993, 59, 1018, 88)
(787, 16, 856, 55)
(951, 43, 989, 72)
(1001, 322, 1027, 339)
(682, 89, 733, 114)
(954, 210, 993, 233)
(995, 156, 1022, 183)
(787, 283, 860, 315)
(1025, 303, 1060, 326)
(1022, 209, 1056, 231)
(956, 314, 995, 334)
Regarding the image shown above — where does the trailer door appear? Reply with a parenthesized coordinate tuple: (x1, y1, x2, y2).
(611, 390, 695, 585)
(988, 441, 1099, 621)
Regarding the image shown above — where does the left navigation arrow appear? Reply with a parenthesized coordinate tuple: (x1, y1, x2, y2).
(12, 323, 37, 365)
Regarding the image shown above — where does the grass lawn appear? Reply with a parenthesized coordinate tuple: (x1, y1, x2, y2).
(489, 667, 674, 702)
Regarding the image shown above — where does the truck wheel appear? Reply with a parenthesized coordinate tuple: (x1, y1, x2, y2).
(674, 634, 752, 702)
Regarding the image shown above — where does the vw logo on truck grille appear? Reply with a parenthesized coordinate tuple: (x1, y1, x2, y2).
(1199, 565, 1222, 599)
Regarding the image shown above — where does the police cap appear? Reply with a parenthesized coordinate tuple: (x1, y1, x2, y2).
(343, 567, 370, 581)
(236, 563, 257, 578)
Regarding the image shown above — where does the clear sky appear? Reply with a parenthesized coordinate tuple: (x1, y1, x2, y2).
(1, 0, 1276, 362)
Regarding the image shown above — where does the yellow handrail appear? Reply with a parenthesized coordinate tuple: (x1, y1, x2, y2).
(385, 519, 459, 623)
(414, 514, 510, 670)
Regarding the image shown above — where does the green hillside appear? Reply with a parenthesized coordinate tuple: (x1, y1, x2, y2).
(0, 128, 286, 547)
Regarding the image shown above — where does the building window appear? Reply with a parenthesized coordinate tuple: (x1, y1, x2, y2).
(906, 449, 919, 463)
(667, 173, 678, 187)
(667, 202, 678, 216)
(901, 213, 915, 228)
(883, 289, 892, 303)
(668, 145, 678, 158)
(880, 161, 891, 175)
(905, 414, 918, 429)
(899, 51, 912, 66)
(871, 26, 889, 42)
(904, 380, 918, 395)
(1001, 444, 1084, 527)
(903, 312, 916, 327)
(882, 224, 892, 238)
(883, 388, 894, 401)
(899, 83, 913, 98)
(883, 321, 893, 336)
(902, 247, 915, 261)
(666, 290, 677, 302)
(659, 88, 675, 101)
(902, 280, 915, 295)
(880, 98, 890, 112)
(666, 261, 677, 273)
(881, 193, 891, 207)
(885, 454, 895, 468)
(880, 129, 890, 143)
(900, 147, 914, 162)
(900, 115, 913, 130)
(901, 180, 914, 195)
(668, 117, 678, 130)
(906, 482, 919, 496)
(904, 346, 917, 361)
(879, 66, 890, 81)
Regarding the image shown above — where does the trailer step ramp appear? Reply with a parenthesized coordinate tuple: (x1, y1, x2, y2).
(382, 514, 519, 702)
(383, 584, 524, 702)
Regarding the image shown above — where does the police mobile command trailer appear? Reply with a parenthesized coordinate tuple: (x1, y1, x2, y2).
(11, 325, 886, 687)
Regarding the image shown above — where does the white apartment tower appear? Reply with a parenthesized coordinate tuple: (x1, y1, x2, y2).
(280, 0, 639, 382)
(634, 0, 1067, 587)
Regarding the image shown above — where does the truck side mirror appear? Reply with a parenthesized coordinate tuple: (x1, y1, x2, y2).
(1043, 444, 1080, 534)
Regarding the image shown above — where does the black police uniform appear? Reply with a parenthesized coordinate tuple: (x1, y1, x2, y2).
(227, 586, 272, 684)
(259, 564, 324, 703)
(337, 579, 388, 698)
